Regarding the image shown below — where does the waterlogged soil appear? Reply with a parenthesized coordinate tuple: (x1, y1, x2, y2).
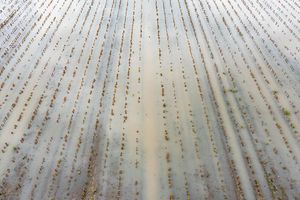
(0, 0, 300, 199)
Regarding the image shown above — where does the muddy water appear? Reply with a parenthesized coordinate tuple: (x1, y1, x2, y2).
(0, 0, 300, 199)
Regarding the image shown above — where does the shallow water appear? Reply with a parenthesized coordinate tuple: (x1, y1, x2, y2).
(0, 0, 300, 199)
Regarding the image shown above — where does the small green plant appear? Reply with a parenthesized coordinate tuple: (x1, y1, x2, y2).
(283, 108, 291, 116)
(229, 88, 238, 93)
(291, 123, 295, 129)
(272, 90, 278, 95)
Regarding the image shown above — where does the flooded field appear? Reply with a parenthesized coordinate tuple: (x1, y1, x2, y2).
(0, 0, 300, 199)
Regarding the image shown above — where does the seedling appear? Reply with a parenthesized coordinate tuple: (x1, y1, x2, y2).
(229, 88, 238, 93)
(283, 108, 291, 116)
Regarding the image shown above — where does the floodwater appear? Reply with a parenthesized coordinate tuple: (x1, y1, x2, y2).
(0, 0, 300, 199)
